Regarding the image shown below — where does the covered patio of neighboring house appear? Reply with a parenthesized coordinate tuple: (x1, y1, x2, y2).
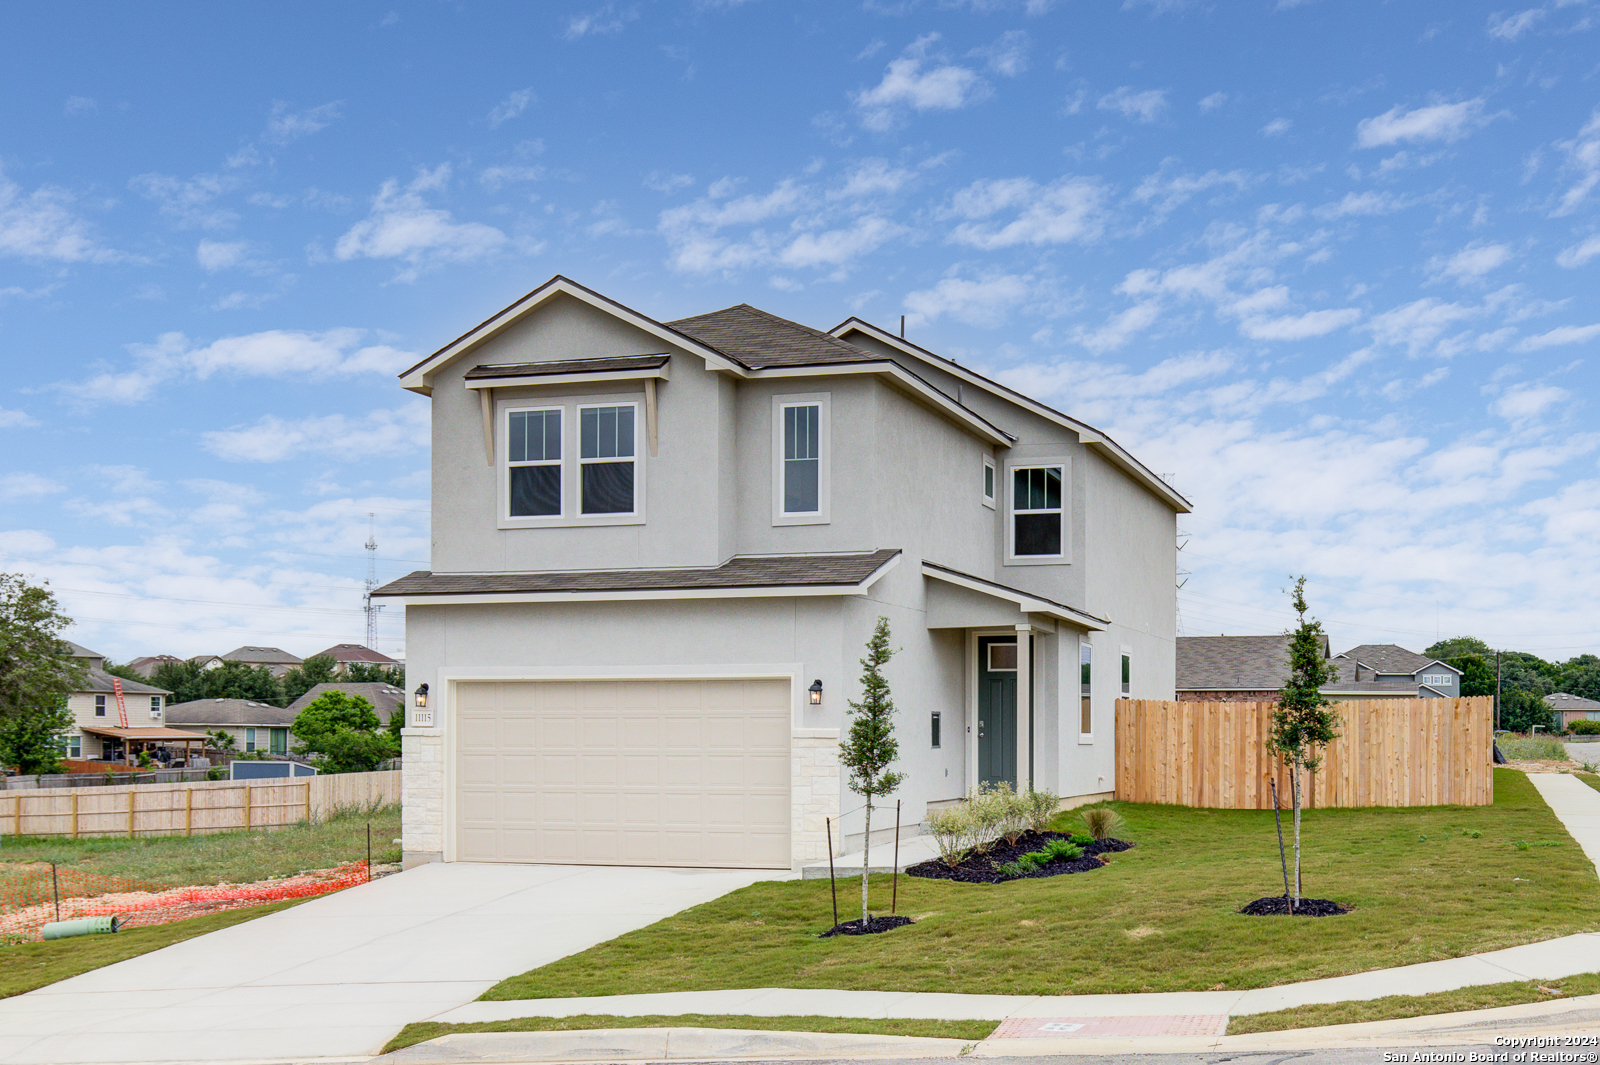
(78, 725, 209, 767)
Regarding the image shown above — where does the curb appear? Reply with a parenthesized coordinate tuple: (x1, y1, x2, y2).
(371, 1028, 975, 1063)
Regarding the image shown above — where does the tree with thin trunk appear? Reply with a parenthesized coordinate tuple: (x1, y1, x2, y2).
(1268, 577, 1340, 906)
(838, 617, 904, 928)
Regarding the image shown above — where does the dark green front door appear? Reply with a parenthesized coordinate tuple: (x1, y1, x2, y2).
(978, 636, 1017, 787)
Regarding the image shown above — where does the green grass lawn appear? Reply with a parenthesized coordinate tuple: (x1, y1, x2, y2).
(0, 804, 400, 888)
(486, 769, 1597, 999)
(1228, 972, 1600, 1034)
(383, 1015, 998, 1054)
(0, 900, 303, 999)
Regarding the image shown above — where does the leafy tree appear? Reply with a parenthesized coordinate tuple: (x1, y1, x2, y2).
(1501, 689, 1555, 734)
(208, 729, 237, 753)
(838, 617, 904, 928)
(1267, 577, 1340, 907)
(1447, 654, 1497, 698)
(0, 574, 85, 775)
(102, 660, 150, 685)
(291, 689, 397, 773)
(152, 658, 285, 707)
(346, 661, 405, 688)
(283, 654, 339, 704)
(1425, 636, 1494, 660)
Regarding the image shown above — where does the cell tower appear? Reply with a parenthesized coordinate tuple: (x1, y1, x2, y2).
(363, 513, 382, 649)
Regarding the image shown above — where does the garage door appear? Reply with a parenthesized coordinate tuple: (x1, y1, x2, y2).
(455, 678, 791, 868)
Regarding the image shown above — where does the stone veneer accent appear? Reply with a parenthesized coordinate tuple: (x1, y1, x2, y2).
(791, 728, 841, 864)
(400, 728, 444, 868)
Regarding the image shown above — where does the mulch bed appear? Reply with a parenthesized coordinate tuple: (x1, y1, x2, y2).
(905, 830, 1133, 884)
(819, 914, 914, 937)
(1239, 894, 1350, 917)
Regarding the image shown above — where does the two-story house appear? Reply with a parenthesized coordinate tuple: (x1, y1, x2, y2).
(61, 641, 207, 765)
(373, 276, 1188, 872)
(1327, 643, 1463, 698)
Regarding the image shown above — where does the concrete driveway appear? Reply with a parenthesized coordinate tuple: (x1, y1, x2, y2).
(0, 862, 779, 1065)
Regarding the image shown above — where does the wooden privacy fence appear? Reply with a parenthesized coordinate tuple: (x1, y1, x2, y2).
(2, 770, 400, 840)
(1115, 697, 1494, 809)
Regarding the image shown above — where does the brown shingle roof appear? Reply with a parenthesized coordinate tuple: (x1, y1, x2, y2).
(371, 549, 901, 598)
(312, 644, 399, 665)
(1176, 636, 1294, 691)
(80, 667, 169, 696)
(465, 354, 671, 380)
(1333, 643, 1439, 676)
(1548, 693, 1600, 711)
(163, 699, 297, 727)
(219, 646, 303, 666)
(668, 305, 881, 369)
(288, 682, 406, 725)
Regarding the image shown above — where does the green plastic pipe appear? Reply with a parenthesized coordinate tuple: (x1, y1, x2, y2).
(41, 916, 121, 940)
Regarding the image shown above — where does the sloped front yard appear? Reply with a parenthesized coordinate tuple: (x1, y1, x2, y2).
(487, 770, 1598, 1000)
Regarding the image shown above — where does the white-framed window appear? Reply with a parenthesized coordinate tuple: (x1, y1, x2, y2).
(149, 696, 162, 720)
(772, 393, 831, 525)
(507, 406, 563, 518)
(57, 732, 81, 760)
(245, 727, 257, 753)
(94, 695, 106, 718)
(982, 455, 996, 508)
(1080, 642, 1093, 739)
(1011, 464, 1065, 559)
(579, 403, 639, 515)
(1422, 673, 1452, 687)
(1122, 652, 1131, 697)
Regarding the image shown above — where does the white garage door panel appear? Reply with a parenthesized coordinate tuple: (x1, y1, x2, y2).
(455, 678, 791, 868)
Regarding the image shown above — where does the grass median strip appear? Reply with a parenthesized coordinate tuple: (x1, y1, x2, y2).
(0, 900, 302, 999)
(1227, 973, 1600, 1034)
(486, 770, 1598, 999)
(382, 1014, 999, 1053)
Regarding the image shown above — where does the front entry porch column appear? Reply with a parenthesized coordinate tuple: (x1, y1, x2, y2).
(1015, 624, 1032, 793)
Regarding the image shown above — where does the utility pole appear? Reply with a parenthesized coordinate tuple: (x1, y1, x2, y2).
(363, 513, 380, 650)
(1495, 650, 1502, 732)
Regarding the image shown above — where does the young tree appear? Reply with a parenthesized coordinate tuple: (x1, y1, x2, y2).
(838, 617, 904, 928)
(1268, 577, 1340, 906)
(0, 574, 85, 775)
(291, 689, 397, 772)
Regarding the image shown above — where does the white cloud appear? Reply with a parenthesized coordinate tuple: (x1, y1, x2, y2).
(264, 101, 341, 145)
(0, 407, 38, 428)
(72, 328, 415, 405)
(196, 239, 249, 271)
(479, 165, 546, 190)
(831, 159, 916, 199)
(644, 171, 694, 193)
(1073, 300, 1162, 353)
(129, 172, 239, 229)
(854, 35, 989, 131)
(1494, 383, 1569, 420)
(971, 30, 1029, 76)
(1368, 297, 1480, 355)
(904, 273, 1032, 328)
(1488, 8, 1547, 39)
(64, 96, 96, 115)
(1552, 110, 1600, 217)
(1428, 241, 1514, 284)
(488, 88, 536, 127)
(1313, 190, 1413, 219)
(201, 403, 430, 462)
(1131, 167, 1252, 218)
(564, 3, 638, 39)
(1199, 92, 1228, 112)
(0, 171, 119, 262)
(1098, 86, 1168, 123)
(658, 179, 804, 273)
(0, 473, 63, 499)
(779, 216, 903, 268)
(1239, 308, 1362, 341)
(1557, 234, 1600, 268)
(1355, 98, 1487, 148)
(333, 165, 508, 281)
(1262, 118, 1293, 137)
(1516, 323, 1600, 351)
(946, 176, 1109, 248)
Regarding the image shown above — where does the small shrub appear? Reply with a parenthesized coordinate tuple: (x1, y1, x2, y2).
(1080, 806, 1125, 842)
(1024, 789, 1060, 834)
(1067, 831, 1094, 846)
(206, 767, 224, 781)
(994, 859, 1031, 877)
(1040, 838, 1082, 862)
(1498, 736, 1567, 761)
(966, 783, 1009, 852)
(1515, 840, 1530, 851)
(992, 782, 1030, 845)
(1571, 720, 1600, 735)
(929, 805, 976, 868)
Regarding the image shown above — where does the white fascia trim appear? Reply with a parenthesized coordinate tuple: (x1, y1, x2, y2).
(749, 362, 1013, 447)
(400, 276, 742, 394)
(921, 561, 1105, 631)
(465, 363, 670, 390)
(827, 319, 1190, 513)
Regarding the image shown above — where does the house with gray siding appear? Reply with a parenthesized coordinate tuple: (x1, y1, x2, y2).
(373, 276, 1188, 872)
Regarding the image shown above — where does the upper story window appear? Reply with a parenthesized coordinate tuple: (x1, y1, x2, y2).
(508, 408, 562, 517)
(579, 404, 637, 514)
(982, 456, 996, 508)
(150, 696, 162, 719)
(772, 393, 830, 525)
(95, 695, 106, 718)
(1012, 465, 1064, 558)
(1422, 673, 1453, 687)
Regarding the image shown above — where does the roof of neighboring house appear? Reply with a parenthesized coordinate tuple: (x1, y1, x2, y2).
(1333, 643, 1448, 676)
(65, 640, 103, 661)
(465, 354, 670, 380)
(372, 549, 903, 598)
(668, 304, 880, 370)
(163, 698, 298, 727)
(311, 644, 399, 665)
(78, 667, 169, 696)
(219, 646, 303, 666)
(1176, 636, 1294, 691)
(126, 655, 183, 676)
(1548, 692, 1600, 711)
(288, 682, 406, 724)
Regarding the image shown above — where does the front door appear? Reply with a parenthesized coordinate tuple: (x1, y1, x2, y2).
(978, 636, 1017, 788)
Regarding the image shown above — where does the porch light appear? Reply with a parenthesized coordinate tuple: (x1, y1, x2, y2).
(808, 679, 823, 705)
(414, 683, 429, 708)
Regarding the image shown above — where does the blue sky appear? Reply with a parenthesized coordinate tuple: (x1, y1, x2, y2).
(2, 0, 1598, 663)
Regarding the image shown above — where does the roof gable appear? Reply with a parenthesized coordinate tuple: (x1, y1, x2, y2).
(668, 305, 878, 369)
(1334, 643, 1439, 676)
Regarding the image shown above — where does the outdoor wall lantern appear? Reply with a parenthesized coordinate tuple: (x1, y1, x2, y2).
(808, 679, 823, 705)
(414, 683, 429, 708)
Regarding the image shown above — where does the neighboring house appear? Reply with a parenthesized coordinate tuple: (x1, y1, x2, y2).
(1327, 643, 1463, 699)
(217, 645, 304, 678)
(60, 641, 198, 763)
(126, 654, 183, 677)
(163, 698, 298, 755)
(372, 275, 1189, 872)
(1547, 693, 1600, 729)
(287, 682, 406, 728)
(311, 644, 400, 672)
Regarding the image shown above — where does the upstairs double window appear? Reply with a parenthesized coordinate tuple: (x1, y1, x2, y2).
(503, 400, 641, 525)
(1011, 464, 1064, 559)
